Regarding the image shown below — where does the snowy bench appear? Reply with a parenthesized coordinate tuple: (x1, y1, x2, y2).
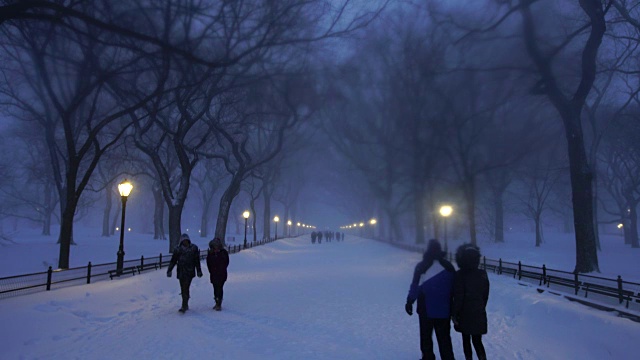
(136, 263, 158, 274)
(546, 275, 580, 295)
(582, 282, 634, 308)
(518, 270, 544, 286)
(108, 266, 137, 280)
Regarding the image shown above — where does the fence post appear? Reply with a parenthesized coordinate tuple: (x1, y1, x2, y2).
(542, 264, 547, 284)
(574, 272, 579, 295)
(141, 255, 144, 268)
(617, 275, 624, 304)
(518, 261, 522, 280)
(46, 266, 52, 291)
(498, 258, 502, 275)
(159, 253, 163, 269)
(87, 262, 92, 284)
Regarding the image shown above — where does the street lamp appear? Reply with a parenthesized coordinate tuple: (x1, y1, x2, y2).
(439, 205, 453, 253)
(116, 179, 133, 275)
(274, 216, 280, 240)
(296, 222, 300, 236)
(243, 211, 250, 248)
(287, 220, 292, 237)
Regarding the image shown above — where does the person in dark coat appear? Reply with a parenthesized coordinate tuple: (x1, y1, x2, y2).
(311, 231, 317, 244)
(206, 237, 230, 311)
(406, 239, 456, 360)
(452, 244, 489, 360)
(167, 233, 203, 313)
(317, 231, 323, 244)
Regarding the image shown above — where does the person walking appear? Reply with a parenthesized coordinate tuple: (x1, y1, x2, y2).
(406, 239, 456, 360)
(167, 233, 203, 313)
(206, 237, 230, 311)
(452, 244, 490, 360)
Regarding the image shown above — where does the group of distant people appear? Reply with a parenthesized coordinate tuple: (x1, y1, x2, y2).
(166, 233, 229, 313)
(310, 231, 344, 244)
(406, 239, 489, 360)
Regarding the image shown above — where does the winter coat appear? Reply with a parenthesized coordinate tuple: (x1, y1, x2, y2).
(168, 242, 202, 280)
(452, 268, 490, 335)
(407, 255, 456, 319)
(206, 248, 229, 284)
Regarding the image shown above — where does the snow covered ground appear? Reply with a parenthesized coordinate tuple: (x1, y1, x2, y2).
(1, 235, 639, 359)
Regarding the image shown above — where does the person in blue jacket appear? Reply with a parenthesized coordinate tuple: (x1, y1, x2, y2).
(405, 239, 456, 360)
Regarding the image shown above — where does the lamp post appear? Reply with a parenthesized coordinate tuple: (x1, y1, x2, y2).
(296, 222, 301, 236)
(369, 218, 377, 238)
(439, 205, 453, 253)
(243, 211, 250, 249)
(274, 216, 280, 240)
(287, 220, 292, 237)
(116, 179, 133, 275)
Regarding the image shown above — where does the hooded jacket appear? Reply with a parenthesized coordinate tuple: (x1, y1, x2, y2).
(407, 240, 455, 319)
(168, 239, 202, 280)
(206, 246, 229, 284)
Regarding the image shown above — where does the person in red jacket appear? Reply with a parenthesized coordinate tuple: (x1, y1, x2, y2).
(206, 237, 230, 311)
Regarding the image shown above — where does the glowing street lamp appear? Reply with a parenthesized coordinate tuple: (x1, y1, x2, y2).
(439, 205, 453, 253)
(287, 220, 292, 237)
(274, 216, 280, 240)
(243, 211, 250, 249)
(116, 179, 133, 275)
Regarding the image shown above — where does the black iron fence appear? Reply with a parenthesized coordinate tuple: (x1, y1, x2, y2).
(0, 238, 277, 300)
(376, 238, 640, 313)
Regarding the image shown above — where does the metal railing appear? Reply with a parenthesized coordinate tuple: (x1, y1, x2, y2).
(0, 237, 278, 300)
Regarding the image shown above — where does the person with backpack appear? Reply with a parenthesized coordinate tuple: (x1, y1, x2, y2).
(206, 237, 230, 311)
(452, 244, 490, 360)
(167, 233, 203, 313)
(405, 239, 456, 360)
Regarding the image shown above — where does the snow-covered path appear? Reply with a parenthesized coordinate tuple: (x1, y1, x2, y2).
(1, 236, 639, 359)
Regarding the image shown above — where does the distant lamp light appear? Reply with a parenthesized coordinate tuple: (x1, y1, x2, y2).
(370, 218, 377, 225)
(359, 222, 364, 227)
(439, 205, 453, 217)
(618, 223, 624, 229)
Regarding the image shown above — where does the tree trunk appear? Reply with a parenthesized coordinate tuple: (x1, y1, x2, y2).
(168, 205, 184, 252)
(263, 191, 272, 240)
(591, 167, 601, 250)
(464, 177, 477, 245)
(535, 214, 542, 247)
(565, 116, 599, 273)
(414, 188, 426, 244)
(214, 177, 242, 244)
(42, 182, 53, 236)
(628, 202, 639, 248)
(57, 195, 76, 269)
(494, 189, 505, 243)
(152, 185, 165, 240)
(102, 184, 113, 237)
(200, 197, 212, 238)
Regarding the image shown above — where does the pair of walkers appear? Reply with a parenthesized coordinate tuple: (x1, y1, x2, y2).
(406, 239, 490, 360)
(167, 234, 230, 313)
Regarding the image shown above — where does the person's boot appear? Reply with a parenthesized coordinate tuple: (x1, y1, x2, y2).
(179, 297, 189, 313)
(214, 298, 222, 311)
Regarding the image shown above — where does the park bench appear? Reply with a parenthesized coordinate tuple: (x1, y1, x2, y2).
(483, 263, 498, 273)
(518, 269, 544, 286)
(546, 274, 580, 295)
(136, 262, 158, 274)
(108, 266, 137, 280)
(501, 266, 518, 278)
(582, 282, 634, 308)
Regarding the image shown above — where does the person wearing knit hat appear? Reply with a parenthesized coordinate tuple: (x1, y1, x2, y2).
(452, 244, 489, 360)
(167, 233, 203, 313)
(206, 237, 229, 311)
